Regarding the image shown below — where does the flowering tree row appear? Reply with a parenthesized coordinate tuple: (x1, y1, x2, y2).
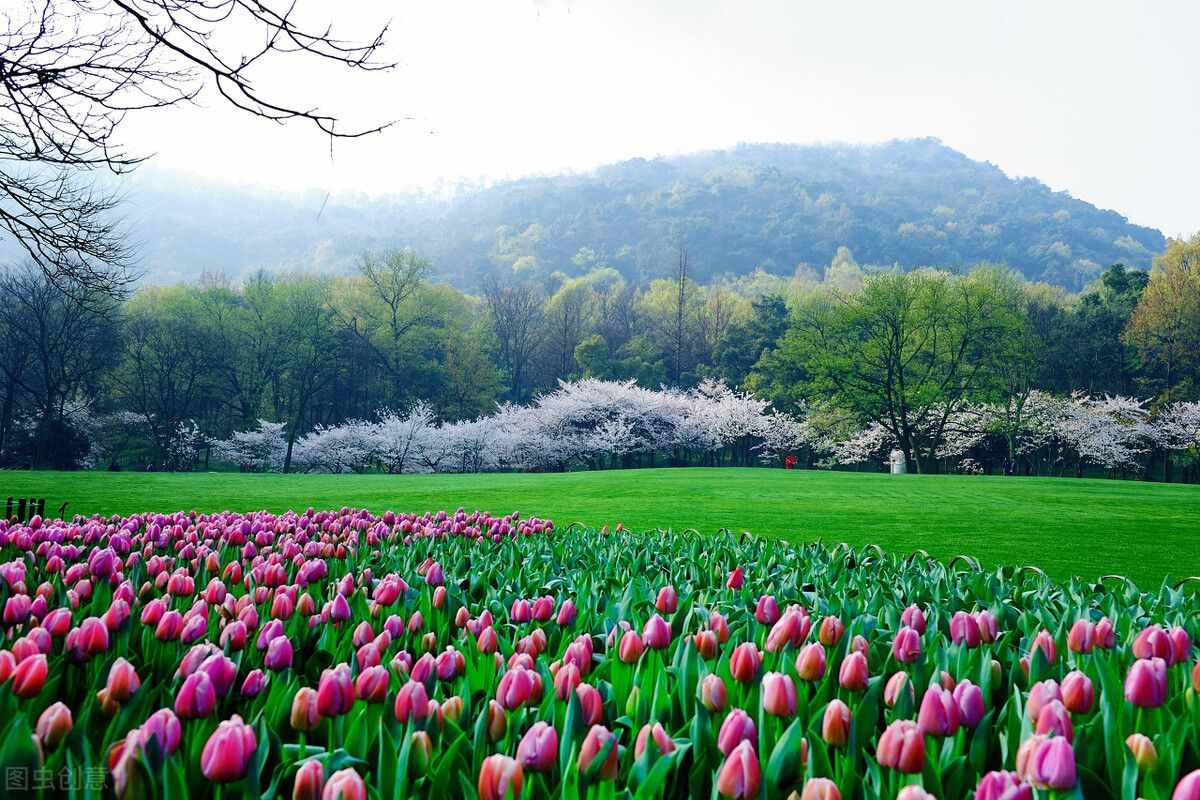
(200, 381, 1199, 478)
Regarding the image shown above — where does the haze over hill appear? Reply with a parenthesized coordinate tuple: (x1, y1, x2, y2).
(111, 138, 1166, 291)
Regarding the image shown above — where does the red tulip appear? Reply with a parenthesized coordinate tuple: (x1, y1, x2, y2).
(884, 671, 913, 708)
(496, 667, 537, 710)
(755, 595, 780, 625)
(900, 605, 926, 633)
(576, 682, 604, 725)
(106, 657, 141, 702)
(950, 611, 981, 647)
(201, 714, 257, 783)
(654, 585, 678, 614)
(577, 725, 619, 780)
(478, 754, 523, 800)
(1035, 700, 1073, 741)
(1126, 733, 1157, 770)
(394, 680, 430, 723)
(716, 739, 760, 798)
(1067, 619, 1094, 653)
(729, 642, 761, 683)
(1025, 679, 1061, 720)
(726, 567, 744, 589)
(974, 771, 1032, 800)
(818, 616, 844, 646)
(694, 629, 719, 659)
(1133, 624, 1173, 661)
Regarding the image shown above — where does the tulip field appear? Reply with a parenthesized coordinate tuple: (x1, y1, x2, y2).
(1, 505, 1199, 799)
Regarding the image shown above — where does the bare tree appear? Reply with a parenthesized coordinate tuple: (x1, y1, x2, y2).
(482, 275, 543, 402)
(1, 0, 394, 292)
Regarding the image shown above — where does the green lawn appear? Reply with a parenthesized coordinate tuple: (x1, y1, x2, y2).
(7, 467, 1198, 587)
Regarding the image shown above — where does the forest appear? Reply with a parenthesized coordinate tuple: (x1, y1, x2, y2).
(3, 234, 1197, 480)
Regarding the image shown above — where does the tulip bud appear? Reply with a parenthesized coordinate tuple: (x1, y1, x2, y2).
(1028, 736, 1076, 789)
(12, 653, 48, 697)
(884, 671, 913, 708)
(716, 739, 760, 799)
(917, 685, 960, 737)
(700, 673, 727, 712)
(821, 699, 850, 747)
(106, 657, 141, 703)
(323, 767, 367, 800)
(478, 754, 523, 800)
(762, 672, 797, 716)
(634, 722, 675, 759)
(293, 759, 324, 800)
(618, 630, 644, 663)
(36, 702, 72, 748)
(876, 720, 925, 773)
(517, 721, 558, 772)
(801, 778, 843, 800)
(795, 642, 827, 682)
(577, 724, 619, 780)
(175, 671, 217, 719)
(953, 680, 986, 728)
(1125, 733, 1157, 771)
(1060, 671, 1094, 714)
(1124, 658, 1168, 708)
(729, 642, 762, 683)
(717, 708, 757, 756)
(291, 687, 321, 732)
(838, 651, 869, 691)
(409, 731, 433, 776)
(200, 715, 256, 783)
(694, 629, 719, 659)
(892, 626, 922, 663)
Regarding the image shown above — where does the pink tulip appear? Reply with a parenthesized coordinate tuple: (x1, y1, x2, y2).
(822, 699, 850, 746)
(700, 673, 727, 712)
(1125, 657, 1168, 707)
(900, 605, 926, 633)
(953, 680, 986, 728)
(892, 626, 922, 663)
(761, 671, 797, 716)
(478, 755, 523, 800)
(517, 721, 557, 772)
(1028, 736, 1076, 789)
(838, 651, 869, 690)
(755, 595, 780, 625)
(729, 642, 761, 683)
(634, 721, 676, 759)
(293, 759, 325, 800)
(175, 671, 216, 719)
(716, 740, 760, 799)
(1060, 670, 1093, 714)
(317, 664, 354, 717)
(577, 725, 619, 780)
(974, 771, 1032, 800)
(1174, 770, 1200, 800)
(201, 714, 257, 783)
(876, 719, 925, 773)
(717, 708, 757, 756)
(917, 685, 960, 737)
(642, 614, 671, 649)
(322, 768, 366, 800)
(795, 642, 827, 681)
(654, 585, 678, 614)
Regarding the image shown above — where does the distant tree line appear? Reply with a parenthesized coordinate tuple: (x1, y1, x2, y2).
(1, 235, 1198, 479)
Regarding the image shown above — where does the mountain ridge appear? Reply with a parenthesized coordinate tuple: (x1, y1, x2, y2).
(95, 137, 1166, 290)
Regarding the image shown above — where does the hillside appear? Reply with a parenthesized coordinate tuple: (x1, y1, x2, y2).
(106, 138, 1165, 290)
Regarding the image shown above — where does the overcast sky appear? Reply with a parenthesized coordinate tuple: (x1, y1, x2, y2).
(124, 0, 1198, 236)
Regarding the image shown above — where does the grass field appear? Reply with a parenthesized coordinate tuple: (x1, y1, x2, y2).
(6, 467, 1198, 587)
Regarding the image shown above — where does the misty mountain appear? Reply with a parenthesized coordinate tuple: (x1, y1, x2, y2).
(96, 138, 1166, 291)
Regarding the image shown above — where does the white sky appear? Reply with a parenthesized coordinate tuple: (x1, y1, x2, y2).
(124, 0, 1199, 236)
